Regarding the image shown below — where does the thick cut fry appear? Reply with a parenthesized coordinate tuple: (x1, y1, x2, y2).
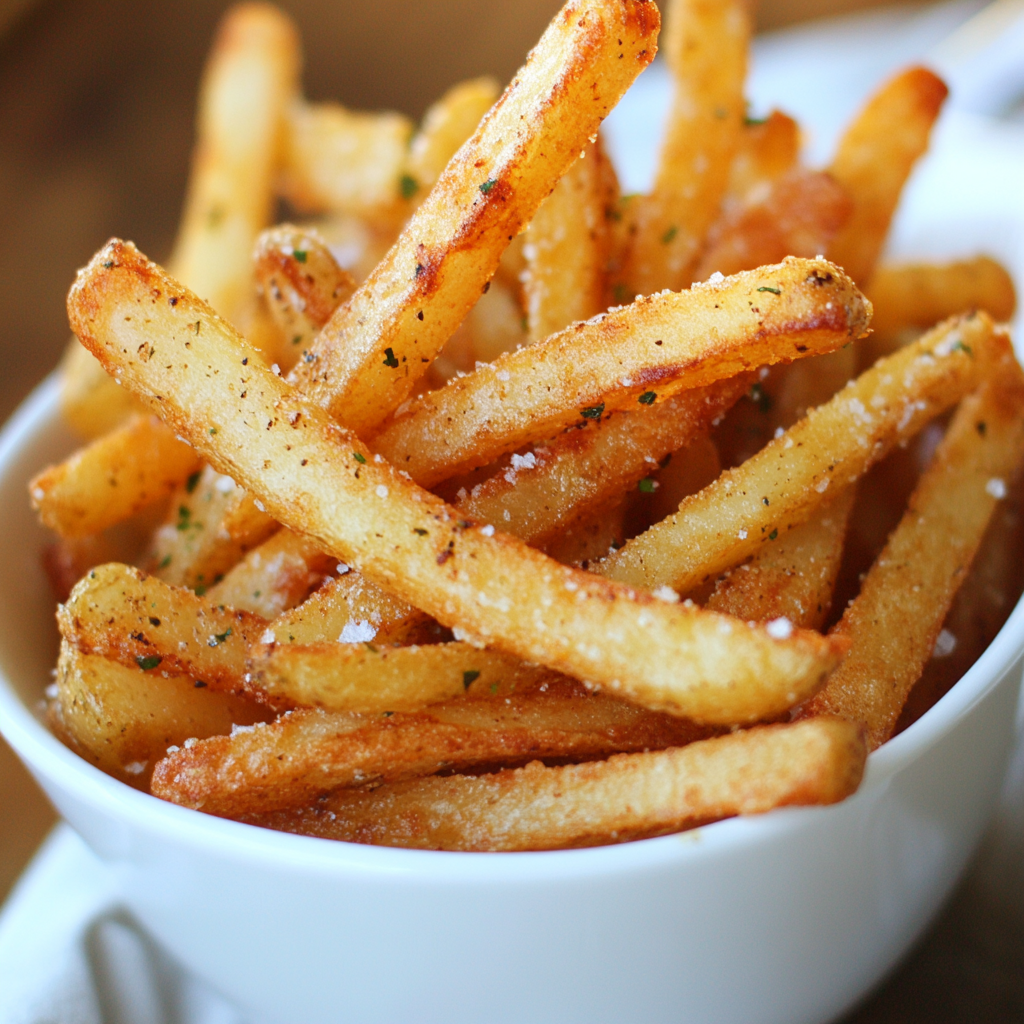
(861, 256, 1016, 367)
(30, 416, 200, 539)
(51, 641, 269, 788)
(70, 240, 846, 724)
(803, 354, 1024, 748)
(725, 110, 801, 207)
(280, 100, 413, 218)
(622, 0, 749, 296)
(523, 140, 616, 343)
(206, 528, 335, 618)
(707, 488, 856, 630)
(59, 340, 146, 439)
(599, 313, 998, 594)
(291, 0, 660, 436)
(248, 641, 555, 713)
(243, 718, 866, 851)
(58, 563, 268, 693)
(372, 258, 869, 486)
(253, 225, 356, 368)
(692, 169, 852, 283)
(151, 684, 715, 815)
(404, 77, 501, 199)
(827, 67, 948, 284)
(169, 3, 300, 333)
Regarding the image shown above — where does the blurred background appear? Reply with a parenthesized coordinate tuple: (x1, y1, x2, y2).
(0, 0, 1022, 1019)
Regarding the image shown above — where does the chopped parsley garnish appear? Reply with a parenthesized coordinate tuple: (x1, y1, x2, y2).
(769, 529, 778, 541)
(294, 250, 307, 263)
(176, 506, 192, 531)
(136, 655, 162, 671)
(208, 427, 217, 435)
(638, 391, 657, 405)
(399, 173, 418, 199)
(612, 283, 630, 305)
(479, 179, 497, 194)
(638, 477, 656, 494)
(661, 225, 678, 245)
(580, 404, 605, 420)
(185, 471, 202, 494)
(208, 628, 232, 647)
(757, 286, 781, 295)
(159, 555, 172, 569)
(463, 669, 481, 690)
(382, 347, 400, 368)
(352, 452, 367, 464)
(952, 340, 973, 355)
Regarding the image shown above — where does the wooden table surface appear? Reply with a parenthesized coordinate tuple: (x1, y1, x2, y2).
(2, 2, 1021, 1020)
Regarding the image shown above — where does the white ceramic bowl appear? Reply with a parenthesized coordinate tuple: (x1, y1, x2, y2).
(1, 376, 1023, 1024)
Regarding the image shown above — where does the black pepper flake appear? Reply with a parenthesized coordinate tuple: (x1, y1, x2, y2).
(977, 421, 987, 436)
(414, 528, 428, 536)
(416, 311, 424, 321)
(382, 348, 400, 368)
(169, 296, 178, 306)
(194, 681, 207, 688)
(185, 471, 202, 494)
(762, 497, 770, 506)
(769, 529, 778, 540)
(149, 616, 161, 627)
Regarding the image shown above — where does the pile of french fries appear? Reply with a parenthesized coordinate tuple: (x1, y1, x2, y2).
(33, 0, 1023, 852)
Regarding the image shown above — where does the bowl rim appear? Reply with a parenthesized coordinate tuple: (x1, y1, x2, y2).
(1, 373, 1022, 882)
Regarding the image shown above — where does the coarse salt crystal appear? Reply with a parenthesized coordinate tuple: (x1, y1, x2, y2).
(481, 524, 495, 536)
(375, 484, 389, 498)
(765, 617, 793, 640)
(254, 499, 266, 512)
(497, 370, 511, 382)
(815, 477, 830, 493)
(510, 452, 537, 471)
(987, 478, 1007, 499)
(336, 562, 350, 575)
(709, 271, 724, 284)
(259, 628, 275, 644)
(124, 761, 147, 775)
(45, 683, 58, 699)
(738, 529, 747, 540)
(457, 487, 468, 501)
(271, 363, 281, 375)
(652, 585, 679, 603)
(933, 629, 957, 658)
(340, 619, 377, 644)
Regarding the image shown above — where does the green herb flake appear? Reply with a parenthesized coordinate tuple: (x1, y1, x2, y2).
(769, 529, 778, 541)
(292, 335, 303, 346)
(580, 403, 605, 420)
(479, 179, 497, 194)
(382, 347, 400, 368)
(294, 250, 307, 263)
(366, 643, 378, 653)
(952, 340, 973, 356)
(489, 682, 499, 694)
(208, 628, 232, 647)
(638, 477, 656, 494)
(194, 584, 207, 597)
(612, 283, 630, 305)
(175, 506, 192, 531)
(399, 173, 418, 200)
(463, 669, 481, 690)
(352, 452, 367, 464)
(661, 225, 678, 245)
(159, 555, 172, 569)
(638, 391, 657, 405)
(209, 427, 217, 435)
(136, 655, 162, 671)
(757, 286, 781, 295)
(185, 471, 202, 494)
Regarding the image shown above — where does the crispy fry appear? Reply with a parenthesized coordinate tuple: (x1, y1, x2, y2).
(280, 100, 413, 219)
(827, 67, 948, 284)
(372, 258, 868, 486)
(51, 641, 269, 788)
(803, 350, 1024, 748)
(243, 718, 866, 851)
(291, 0, 660, 436)
(70, 240, 846, 724)
(58, 563, 268, 694)
(248, 641, 554, 713)
(404, 77, 501, 200)
(523, 139, 616, 342)
(599, 313, 998, 594)
(622, 0, 749, 296)
(253, 225, 356, 370)
(30, 415, 201, 539)
(151, 683, 715, 816)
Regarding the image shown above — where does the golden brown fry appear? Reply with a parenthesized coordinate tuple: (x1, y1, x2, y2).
(523, 139, 616, 343)
(725, 110, 801, 207)
(58, 563, 268, 693)
(253, 224, 356, 369)
(292, 0, 660, 436)
(206, 527, 335, 618)
(70, 240, 846, 724)
(59, 340, 146, 440)
(51, 641, 269, 788)
(372, 258, 868, 486)
(599, 313, 998, 594)
(280, 100, 413, 219)
(249, 641, 554, 713)
(244, 718, 866, 851)
(827, 67, 948, 284)
(622, 0, 749, 296)
(151, 683, 715, 816)
(404, 77, 501, 199)
(861, 256, 1017, 368)
(803, 350, 1024, 748)
(544, 501, 627, 566)
(691, 169, 852, 283)
(707, 488, 856, 630)
(30, 416, 201, 539)
(170, 3, 301, 336)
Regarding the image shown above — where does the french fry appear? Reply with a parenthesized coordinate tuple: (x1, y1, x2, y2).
(803, 351, 1024, 748)
(827, 67, 948, 285)
(51, 641, 270, 789)
(598, 313, 998, 594)
(291, 0, 660, 436)
(253, 224, 356, 370)
(151, 684, 715, 816)
(169, 3, 301, 337)
(69, 240, 846, 724)
(30, 415, 201, 539)
(523, 139, 616, 343)
(248, 641, 555, 713)
(280, 100, 413, 219)
(404, 77, 501, 200)
(58, 563, 268, 694)
(622, 0, 749, 296)
(706, 487, 856, 630)
(544, 502, 627, 566)
(691, 169, 852, 283)
(725, 110, 801, 207)
(58, 340, 146, 440)
(371, 257, 868, 486)
(241, 718, 866, 851)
